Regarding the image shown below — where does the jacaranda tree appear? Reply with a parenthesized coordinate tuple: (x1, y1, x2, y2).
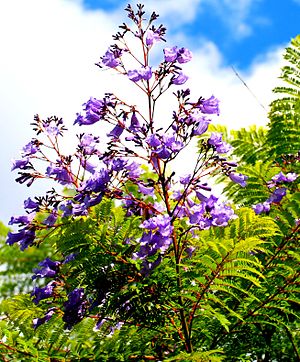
(1, 5, 299, 361)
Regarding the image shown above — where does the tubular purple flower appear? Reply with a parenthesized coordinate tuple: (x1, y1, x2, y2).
(285, 172, 298, 182)
(128, 69, 141, 82)
(192, 118, 210, 136)
(32, 257, 61, 279)
(63, 288, 88, 329)
(24, 197, 39, 211)
(252, 202, 270, 215)
(229, 172, 248, 187)
(46, 165, 74, 185)
(6, 228, 36, 250)
(107, 124, 124, 139)
(138, 183, 155, 196)
(210, 203, 236, 227)
(11, 158, 30, 171)
(102, 49, 121, 68)
(199, 95, 220, 115)
(139, 66, 152, 80)
(75, 97, 106, 126)
(9, 214, 35, 226)
(176, 47, 193, 63)
(146, 29, 162, 46)
(208, 132, 232, 154)
(147, 134, 161, 148)
(180, 174, 191, 185)
(129, 112, 141, 131)
(31, 281, 56, 304)
(164, 46, 178, 62)
(267, 188, 287, 203)
(33, 308, 55, 329)
(22, 142, 38, 156)
(172, 72, 189, 85)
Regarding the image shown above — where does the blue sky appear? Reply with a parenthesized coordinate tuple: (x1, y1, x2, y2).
(83, 0, 300, 69)
(0, 0, 299, 224)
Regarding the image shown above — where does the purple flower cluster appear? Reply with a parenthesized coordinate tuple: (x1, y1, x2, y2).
(178, 193, 236, 229)
(208, 133, 232, 154)
(32, 258, 61, 280)
(62, 288, 88, 329)
(164, 46, 192, 63)
(101, 48, 122, 68)
(147, 133, 184, 161)
(128, 66, 152, 82)
(253, 171, 298, 214)
(133, 215, 173, 274)
(75, 95, 114, 126)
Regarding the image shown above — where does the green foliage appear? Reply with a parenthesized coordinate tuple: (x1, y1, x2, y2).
(267, 35, 300, 158)
(1, 33, 300, 362)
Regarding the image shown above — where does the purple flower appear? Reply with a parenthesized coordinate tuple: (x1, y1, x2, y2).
(33, 308, 55, 329)
(185, 246, 196, 258)
(172, 72, 189, 85)
(24, 197, 39, 211)
(146, 29, 162, 46)
(189, 204, 206, 225)
(75, 97, 107, 126)
(155, 147, 171, 159)
(11, 158, 30, 171)
(229, 172, 248, 187)
(125, 161, 143, 179)
(252, 202, 270, 215)
(80, 159, 96, 174)
(31, 281, 56, 304)
(111, 158, 127, 171)
(63, 288, 88, 329)
(102, 49, 121, 68)
(45, 125, 60, 136)
(139, 66, 152, 80)
(43, 212, 57, 226)
(164, 46, 178, 62)
(208, 133, 232, 154)
(199, 96, 220, 115)
(180, 174, 191, 185)
(267, 188, 287, 203)
(6, 228, 35, 250)
(129, 112, 141, 131)
(46, 165, 74, 185)
(210, 203, 236, 227)
(176, 47, 193, 63)
(128, 66, 152, 82)
(32, 258, 61, 279)
(147, 134, 161, 147)
(9, 214, 35, 226)
(138, 183, 154, 196)
(79, 133, 99, 154)
(192, 118, 210, 136)
(128, 69, 142, 82)
(285, 172, 298, 182)
(107, 124, 124, 139)
(22, 141, 38, 156)
(141, 215, 173, 238)
(79, 169, 110, 193)
(63, 253, 77, 264)
(272, 171, 298, 183)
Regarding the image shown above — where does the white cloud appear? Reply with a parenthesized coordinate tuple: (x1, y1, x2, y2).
(0, 0, 284, 224)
